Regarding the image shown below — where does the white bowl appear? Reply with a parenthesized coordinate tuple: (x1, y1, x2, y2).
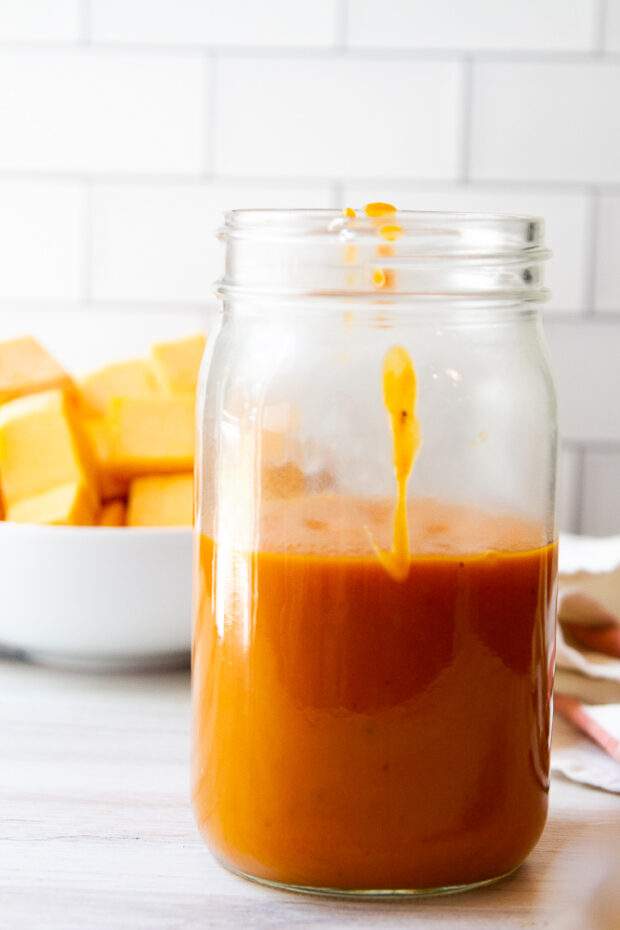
(0, 522, 193, 670)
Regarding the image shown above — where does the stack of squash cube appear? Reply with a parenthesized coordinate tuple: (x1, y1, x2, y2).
(0, 334, 206, 527)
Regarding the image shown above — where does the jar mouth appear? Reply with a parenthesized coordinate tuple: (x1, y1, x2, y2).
(217, 208, 551, 303)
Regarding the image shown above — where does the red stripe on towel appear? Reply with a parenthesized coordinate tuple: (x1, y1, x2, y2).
(555, 694, 620, 764)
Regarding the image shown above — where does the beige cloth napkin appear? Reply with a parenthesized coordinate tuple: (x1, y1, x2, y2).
(553, 533, 620, 793)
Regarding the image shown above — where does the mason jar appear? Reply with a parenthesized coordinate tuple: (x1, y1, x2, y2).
(191, 207, 558, 896)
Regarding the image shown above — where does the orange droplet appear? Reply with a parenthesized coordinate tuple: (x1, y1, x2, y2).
(342, 206, 356, 218)
(364, 202, 397, 218)
(380, 224, 403, 242)
(479, 429, 488, 443)
(377, 243, 394, 258)
(372, 268, 386, 288)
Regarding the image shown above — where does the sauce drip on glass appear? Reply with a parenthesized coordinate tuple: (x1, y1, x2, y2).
(376, 345, 421, 581)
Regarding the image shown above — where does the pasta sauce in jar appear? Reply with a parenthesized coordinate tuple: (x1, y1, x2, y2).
(192, 206, 558, 895)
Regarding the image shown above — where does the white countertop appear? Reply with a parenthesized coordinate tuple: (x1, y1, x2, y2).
(1, 657, 619, 930)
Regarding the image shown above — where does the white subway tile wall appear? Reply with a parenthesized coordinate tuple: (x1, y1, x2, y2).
(471, 62, 620, 184)
(605, 0, 620, 51)
(582, 451, 620, 535)
(0, 0, 81, 42)
(214, 58, 462, 179)
(558, 448, 582, 535)
(0, 181, 84, 300)
(595, 194, 620, 312)
(90, 0, 339, 48)
(91, 182, 335, 303)
(544, 322, 620, 443)
(0, 51, 208, 174)
(0, 0, 618, 534)
(346, 0, 598, 52)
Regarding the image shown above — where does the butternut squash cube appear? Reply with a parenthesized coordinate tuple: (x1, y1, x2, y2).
(84, 417, 129, 501)
(0, 390, 99, 511)
(107, 395, 195, 477)
(79, 358, 159, 417)
(0, 336, 73, 404)
(127, 473, 193, 527)
(99, 499, 126, 527)
(7, 481, 97, 526)
(150, 334, 207, 394)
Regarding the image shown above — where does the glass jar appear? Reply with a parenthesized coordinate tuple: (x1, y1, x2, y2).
(191, 208, 558, 896)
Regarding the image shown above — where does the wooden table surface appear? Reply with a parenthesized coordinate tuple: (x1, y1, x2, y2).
(1, 656, 619, 930)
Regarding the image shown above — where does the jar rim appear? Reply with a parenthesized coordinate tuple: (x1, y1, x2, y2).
(224, 207, 543, 223)
(222, 207, 547, 243)
(217, 208, 551, 303)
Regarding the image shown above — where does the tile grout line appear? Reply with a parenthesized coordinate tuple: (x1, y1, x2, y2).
(574, 444, 587, 534)
(595, 0, 609, 53)
(0, 171, 348, 188)
(546, 310, 620, 322)
(335, 0, 349, 50)
(3, 37, 620, 63)
(458, 57, 474, 182)
(80, 179, 93, 303)
(0, 298, 218, 313)
(2, 172, 620, 196)
(584, 188, 600, 315)
(204, 53, 218, 176)
(80, 0, 91, 45)
(0, 41, 619, 62)
(331, 180, 344, 209)
(1, 295, 619, 320)
(561, 437, 620, 452)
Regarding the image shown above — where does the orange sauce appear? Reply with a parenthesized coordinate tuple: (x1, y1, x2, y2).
(364, 202, 397, 218)
(192, 495, 557, 891)
(380, 224, 403, 242)
(365, 203, 400, 288)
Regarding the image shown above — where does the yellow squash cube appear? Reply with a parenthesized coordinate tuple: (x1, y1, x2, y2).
(127, 473, 193, 527)
(150, 333, 207, 394)
(0, 336, 73, 404)
(7, 481, 97, 526)
(107, 395, 195, 477)
(79, 358, 159, 417)
(0, 389, 99, 510)
(99, 499, 126, 527)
